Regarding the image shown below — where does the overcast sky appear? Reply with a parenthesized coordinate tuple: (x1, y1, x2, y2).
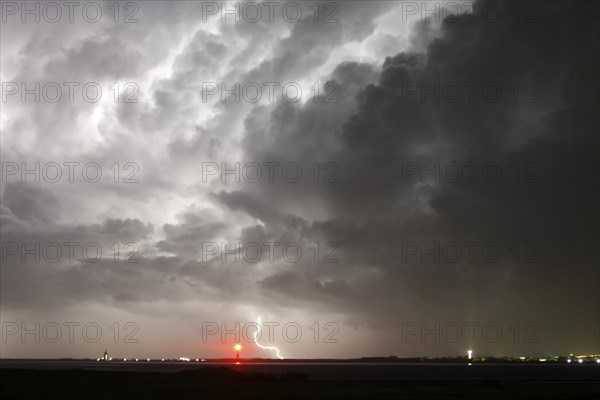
(1, 0, 598, 360)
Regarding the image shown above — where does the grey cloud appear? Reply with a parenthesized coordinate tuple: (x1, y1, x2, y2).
(156, 208, 228, 258)
(1, 183, 61, 223)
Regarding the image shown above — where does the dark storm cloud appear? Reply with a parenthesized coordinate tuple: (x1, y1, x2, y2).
(216, 0, 598, 343)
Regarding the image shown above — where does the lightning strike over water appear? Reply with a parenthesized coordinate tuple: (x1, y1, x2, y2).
(253, 316, 284, 359)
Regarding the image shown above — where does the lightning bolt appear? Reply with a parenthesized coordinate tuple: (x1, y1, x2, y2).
(252, 316, 284, 359)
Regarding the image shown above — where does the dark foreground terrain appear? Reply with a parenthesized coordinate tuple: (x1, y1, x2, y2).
(1, 366, 599, 399)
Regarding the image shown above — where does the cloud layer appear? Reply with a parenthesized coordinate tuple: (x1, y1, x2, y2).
(1, 1, 598, 359)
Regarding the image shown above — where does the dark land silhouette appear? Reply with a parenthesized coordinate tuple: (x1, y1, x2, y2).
(2, 361, 599, 399)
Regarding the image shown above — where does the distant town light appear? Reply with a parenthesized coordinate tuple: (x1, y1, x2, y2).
(578, 359, 584, 364)
(467, 350, 473, 360)
(567, 359, 572, 363)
